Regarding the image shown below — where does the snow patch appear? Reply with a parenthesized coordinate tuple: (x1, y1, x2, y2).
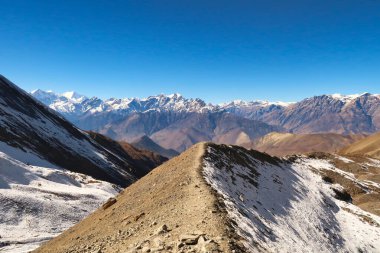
(0, 148, 118, 253)
(202, 145, 380, 252)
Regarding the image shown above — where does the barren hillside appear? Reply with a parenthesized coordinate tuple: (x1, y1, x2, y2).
(34, 143, 237, 253)
(340, 131, 380, 159)
(35, 143, 380, 253)
(244, 132, 365, 156)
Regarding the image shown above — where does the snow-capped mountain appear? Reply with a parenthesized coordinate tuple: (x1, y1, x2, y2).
(30, 90, 284, 152)
(31, 89, 380, 151)
(30, 90, 216, 118)
(258, 93, 380, 134)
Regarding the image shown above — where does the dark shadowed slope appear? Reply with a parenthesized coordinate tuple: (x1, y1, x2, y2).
(0, 75, 163, 187)
(131, 135, 179, 158)
(87, 132, 167, 178)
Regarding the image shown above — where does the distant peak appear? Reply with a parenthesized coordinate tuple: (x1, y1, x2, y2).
(329, 93, 373, 102)
(31, 89, 56, 95)
(61, 91, 85, 100)
(168, 93, 182, 99)
(220, 99, 293, 107)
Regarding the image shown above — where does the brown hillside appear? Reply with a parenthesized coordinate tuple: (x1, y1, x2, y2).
(34, 143, 235, 253)
(243, 132, 364, 157)
(340, 132, 380, 159)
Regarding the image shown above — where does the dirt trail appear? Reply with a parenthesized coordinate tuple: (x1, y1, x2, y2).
(34, 142, 232, 253)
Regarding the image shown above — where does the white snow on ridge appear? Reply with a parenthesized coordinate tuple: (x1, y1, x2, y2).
(0, 143, 118, 253)
(33, 89, 380, 118)
(330, 93, 363, 102)
(203, 146, 380, 253)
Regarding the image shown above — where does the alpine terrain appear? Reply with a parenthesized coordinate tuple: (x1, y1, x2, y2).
(35, 143, 380, 253)
(340, 131, 380, 159)
(31, 90, 380, 152)
(0, 75, 166, 252)
(243, 132, 365, 157)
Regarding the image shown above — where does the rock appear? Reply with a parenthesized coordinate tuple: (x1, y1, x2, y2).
(142, 246, 151, 252)
(102, 198, 117, 210)
(180, 234, 200, 245)
(197, 236, 220, 252)
(155, 224, 169, 235)
(134, 212, 145, 221)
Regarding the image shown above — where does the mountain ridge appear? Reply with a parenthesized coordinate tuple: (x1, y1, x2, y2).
(32, 90, 380, 139)
(34, 142, 380, 253)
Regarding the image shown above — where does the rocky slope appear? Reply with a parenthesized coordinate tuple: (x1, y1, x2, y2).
(131, 135, 179, 158)
(0, 75, 166, 252)
(35, 143, 380, 253)
(34, 143, 234, 253)
(0, 75, 164, 187)
(254, 94, 380, 135)
(243, 132, 365, 157)
(340, 131, 380, 159)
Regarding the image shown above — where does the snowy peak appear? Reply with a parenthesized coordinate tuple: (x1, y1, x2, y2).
(31, 89, 380, 136)
(31, 89, 379, 118)
(219, 99, 294, 109)
(31, 89, 59, 104)
(61, 91, 87, 101)
(31, 90, 214, 115)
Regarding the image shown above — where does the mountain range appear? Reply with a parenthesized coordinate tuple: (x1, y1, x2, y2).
(31, 90, 380, 152)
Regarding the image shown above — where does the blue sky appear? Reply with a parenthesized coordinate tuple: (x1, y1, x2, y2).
(0, 0, 379, 103)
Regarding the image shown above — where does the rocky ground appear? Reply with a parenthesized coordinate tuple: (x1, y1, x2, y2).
(34, 143, 238, 253)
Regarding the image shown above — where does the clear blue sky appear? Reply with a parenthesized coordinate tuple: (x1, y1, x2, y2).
(1, 0, 379, 103)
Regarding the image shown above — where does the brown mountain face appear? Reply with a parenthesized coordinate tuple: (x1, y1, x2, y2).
(244, 132, 365, 157)
(131, 135, 179, 158)
(340, 131, 380, 159)
(251, 94, 380, 135)
(86, 111, 283, 152)
(148, 112, 283, 152)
